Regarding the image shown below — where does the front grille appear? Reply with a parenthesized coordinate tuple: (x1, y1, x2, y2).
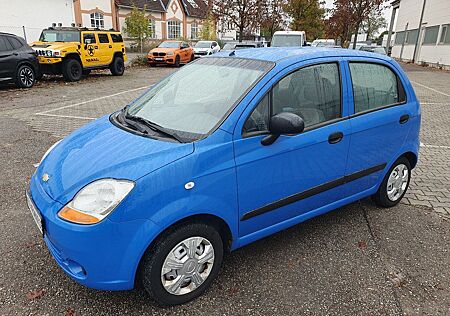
(34, 49, 52, 57)
(153, 52, 166, 57)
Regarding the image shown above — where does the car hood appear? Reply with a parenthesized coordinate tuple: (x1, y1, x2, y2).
(150, 47, 178, 54)
(32, 41, 78, 49)
(36, 115, 194, 204)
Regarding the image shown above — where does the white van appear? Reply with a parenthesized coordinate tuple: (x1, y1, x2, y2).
(271, 31, 306, 47)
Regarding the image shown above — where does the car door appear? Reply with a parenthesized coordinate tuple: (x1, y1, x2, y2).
(0, 35, 17, 80)
(343, 59, 413, 197)
(234, 61, 351, 237)
(96, 33, 112, 65)
(180, 42, 190, 62)
(81, 32, 101, 67)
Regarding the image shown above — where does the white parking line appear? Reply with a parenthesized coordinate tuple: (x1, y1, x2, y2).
(35, 113, 95, 120)
(420, 142, 450, 149)
(35, 85, 150, 115)
(411, 81, 450, 97)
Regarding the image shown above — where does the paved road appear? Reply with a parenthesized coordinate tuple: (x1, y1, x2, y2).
(0, 64, 449, 315)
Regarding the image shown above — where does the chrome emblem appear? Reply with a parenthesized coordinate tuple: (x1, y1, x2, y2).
(42, 173, 50, 182)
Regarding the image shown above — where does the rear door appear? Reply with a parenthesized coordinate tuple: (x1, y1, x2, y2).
(0, 35, 16, 80)
(343, 59, 413, 197)
(97, 33, 112, 65)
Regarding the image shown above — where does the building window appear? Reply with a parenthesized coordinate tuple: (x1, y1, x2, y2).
(167, 20, 181, 39)
(90, 12, 104, 29)
(439, 25, 448, 44)
(191, 22, 199, 39)
(405, 29, 419, 45)
(149, 19, 156, 38)
(423, 25, 439, 45)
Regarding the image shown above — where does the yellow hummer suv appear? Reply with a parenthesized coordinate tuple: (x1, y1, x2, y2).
(32, 27, 127, 82)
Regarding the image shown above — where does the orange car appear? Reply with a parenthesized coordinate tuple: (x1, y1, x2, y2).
(148, 41, 194, 67)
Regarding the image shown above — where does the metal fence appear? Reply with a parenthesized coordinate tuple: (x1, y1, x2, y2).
(0, 25, 43, 43)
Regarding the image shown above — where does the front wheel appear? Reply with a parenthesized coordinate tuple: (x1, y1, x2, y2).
(15, 65, 35, 88)
(372, 157, 411, 207)
(62, 59, 82, 82)
(174, 55, 180, 67)
(110, 56, 124, 76)
(140, 222, 224, 306)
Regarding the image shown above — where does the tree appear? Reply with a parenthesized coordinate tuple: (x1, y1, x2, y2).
(260, 0, 287, 39)
(284, 0, 325, 41)
(361, 7, 387, 40)
(123, 5, 153, 53)
(213, 0, 263, 42)
(201, 12, 217, 40)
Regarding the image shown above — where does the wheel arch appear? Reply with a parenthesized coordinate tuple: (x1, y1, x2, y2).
(64, 53, 82, 63)
(400, 151, 418, 169)
(15, 61, 37, 77)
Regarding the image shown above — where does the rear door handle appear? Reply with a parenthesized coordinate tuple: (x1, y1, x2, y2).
(399, 114, 409, 124)
(328, 132, 344, 144)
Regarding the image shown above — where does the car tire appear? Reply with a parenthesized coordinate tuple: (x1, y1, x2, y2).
(174, 55, 180, 67)
(15, 64, 35, 88)
(190, 54, 194, 62)
(110, 56, 125, 76)
(62, 59, 82, 82)
(372, 157, 411, 208)
(140, 222, 224, 306)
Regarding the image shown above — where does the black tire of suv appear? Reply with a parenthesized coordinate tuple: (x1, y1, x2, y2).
(139, 222, 224, 306)
(15, 64, 35, 88)
(372, 157, 411, 208)
(62, 59, 82, 82)
(174, 55, 180, 67)
(110, 56, 125, 76)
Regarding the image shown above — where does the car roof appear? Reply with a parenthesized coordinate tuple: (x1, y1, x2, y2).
(214, 47, 393, 63)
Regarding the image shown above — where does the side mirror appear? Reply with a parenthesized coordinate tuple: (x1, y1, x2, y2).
(261, 112, 304, 146)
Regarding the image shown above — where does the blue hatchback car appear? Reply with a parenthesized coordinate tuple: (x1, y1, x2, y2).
(28, 47, 420, 305)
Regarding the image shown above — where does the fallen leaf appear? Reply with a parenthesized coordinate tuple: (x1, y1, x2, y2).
(65, 308, 76, 316)
(26, 289, 44, 300)
(358, 241, 367, 250)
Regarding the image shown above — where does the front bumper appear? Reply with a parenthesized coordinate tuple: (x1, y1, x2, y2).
(147, 55, 175, 65)
(28, 174, 160, 291)
(37, 56, 62, 65)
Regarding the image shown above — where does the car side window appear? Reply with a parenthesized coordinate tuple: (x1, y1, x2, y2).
(0, 36, 13, 52)
(110, 33, 123, 43)
(83, 33, 96, 44)
(243, 94, 270, 135)
(7, 37, 23, 49)
(349, 62, 406, 113)
(272, 63, 341, 127)
(98, 33, 109, 43)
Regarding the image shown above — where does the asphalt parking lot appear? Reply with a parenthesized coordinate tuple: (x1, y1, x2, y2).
(0, 63, 449, 315)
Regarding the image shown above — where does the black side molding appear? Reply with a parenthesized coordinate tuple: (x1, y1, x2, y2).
(240, 163, 387, 221)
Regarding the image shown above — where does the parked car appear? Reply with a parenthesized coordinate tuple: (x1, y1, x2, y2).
(28, 47, 420, 306)
(359, 45, 387, 55)
(0, 32, 40, 88)
(193, 40, 220, 58)
(311, 39, 336, 47)
(148, 41, 194, 67)
(31, 26, 126, 82)
(271, 30, 306, 47)
(222, 42, 263, 51)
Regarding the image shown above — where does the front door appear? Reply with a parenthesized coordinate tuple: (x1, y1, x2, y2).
(234, 61, 351, 237)
(343, 60, 414, 197)
(81, 33, 101, 68)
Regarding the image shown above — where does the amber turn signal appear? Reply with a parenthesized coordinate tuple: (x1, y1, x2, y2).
(58, 206, 100, 224)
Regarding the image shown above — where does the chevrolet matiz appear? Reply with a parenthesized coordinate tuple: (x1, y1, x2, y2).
(28, 47, 420, 305)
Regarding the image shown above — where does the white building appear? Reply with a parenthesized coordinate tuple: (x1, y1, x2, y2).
(389, 0, 450, 69)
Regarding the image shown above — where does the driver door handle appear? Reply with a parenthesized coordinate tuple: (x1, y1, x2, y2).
(328, 132, 344, 144)
(399, 114, 409, 124)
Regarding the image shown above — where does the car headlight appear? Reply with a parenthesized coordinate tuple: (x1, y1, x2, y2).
(167, 52, 174, 56)
(58, 179, 135, 224)
(53, 50, 61, 57)
(36, 140, 62, 167)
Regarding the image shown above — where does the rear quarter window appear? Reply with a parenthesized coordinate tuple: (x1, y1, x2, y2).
(349, 62, 406, 114)
(110, 34, 123, 43)
(7, 36, 24, 49)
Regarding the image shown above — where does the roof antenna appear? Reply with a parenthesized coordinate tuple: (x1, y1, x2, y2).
(229, 50, 235, 56)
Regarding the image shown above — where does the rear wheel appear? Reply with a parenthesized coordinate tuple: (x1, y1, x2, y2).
(15, 65, 35, 88)
(62, 59, 82, 82)
(110, 56, 124, 76)
(372, 157, 411, 207)
(140, 222, 224, 306)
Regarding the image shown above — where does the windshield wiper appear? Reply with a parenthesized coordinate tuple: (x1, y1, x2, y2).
(122, 111, 185, 143)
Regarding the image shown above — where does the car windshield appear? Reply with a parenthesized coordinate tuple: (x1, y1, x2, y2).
(126, 58, 273, 139)
(39, 30, 80, 42)
(222, 43, 236, 50)
(195, 41, 212, 48)
(158, 42, 180, 48)
(272, 35, 302, 47)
